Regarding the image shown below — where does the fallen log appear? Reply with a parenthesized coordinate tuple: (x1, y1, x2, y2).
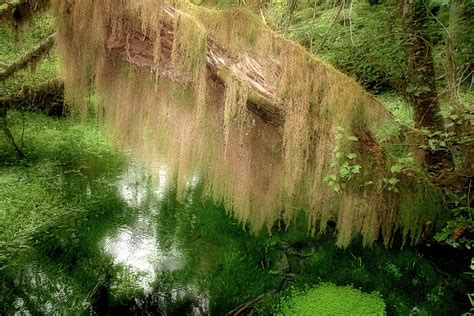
(52, 0, 444, 248)
(107, 4, 284, 128)
(0, 78, 64, 116)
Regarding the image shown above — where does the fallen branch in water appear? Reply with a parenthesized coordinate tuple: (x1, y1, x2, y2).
(226, 292, 273, 316)
(226, 273, 296, 315)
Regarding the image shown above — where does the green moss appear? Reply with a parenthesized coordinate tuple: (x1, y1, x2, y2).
(276, 283, 386, 315)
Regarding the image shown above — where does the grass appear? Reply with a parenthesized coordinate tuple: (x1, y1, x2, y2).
(0, 110, 128, 313)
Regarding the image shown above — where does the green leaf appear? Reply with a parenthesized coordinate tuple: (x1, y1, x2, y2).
(390, 165, 402, 174)
(346, 153, 357, 160)
(340, 168, 350, 178)
(449, 114, 459, 121)
(324, 173, 337, 183)
(347, 136, 359, 142)
(388, 178, 399, 185)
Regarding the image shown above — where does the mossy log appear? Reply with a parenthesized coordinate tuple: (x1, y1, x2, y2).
(0, 33, 54, 81)
(108, 4, 284, 127)
(0, 78, 64, 116)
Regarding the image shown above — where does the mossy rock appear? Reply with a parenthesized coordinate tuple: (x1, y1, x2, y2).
(276, 283, 386, 315)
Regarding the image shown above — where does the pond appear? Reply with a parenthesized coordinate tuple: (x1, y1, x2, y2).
(2, 161, 217, 314)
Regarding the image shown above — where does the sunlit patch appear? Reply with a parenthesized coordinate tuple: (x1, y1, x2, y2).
(117, 163, 169, 206)
(116, 164, 150, 207)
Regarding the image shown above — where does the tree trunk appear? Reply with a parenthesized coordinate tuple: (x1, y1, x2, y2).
(400, 0, 450, 168)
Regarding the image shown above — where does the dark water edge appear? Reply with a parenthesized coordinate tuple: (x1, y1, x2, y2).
(0, 112, 472, 315)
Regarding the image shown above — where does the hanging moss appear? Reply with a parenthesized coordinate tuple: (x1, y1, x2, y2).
(51, 0, 444, 248)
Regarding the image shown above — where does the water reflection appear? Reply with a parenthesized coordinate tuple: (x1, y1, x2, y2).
(116, 163, 168, 207)
(102, 163, 209, 314)
(12, 263, 89, 315)
(104, 164, 181, 290)
(102, 218, 182, 291)
(3, 162, 209, 315)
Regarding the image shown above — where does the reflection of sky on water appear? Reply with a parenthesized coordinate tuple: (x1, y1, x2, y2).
(116, 163, 168, 207)
(10, 162, 208, 314)
(102, 218, 183, 291)
(102, 163, 209, 313)
(103, 163, 181, 291)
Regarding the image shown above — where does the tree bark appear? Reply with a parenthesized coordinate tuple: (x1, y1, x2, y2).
(401, 0, 440, 129)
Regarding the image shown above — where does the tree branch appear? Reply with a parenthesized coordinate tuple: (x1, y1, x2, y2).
(0, 33, 54, 82)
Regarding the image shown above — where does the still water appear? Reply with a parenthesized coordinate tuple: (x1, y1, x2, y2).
(5, 163, 210, 315)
